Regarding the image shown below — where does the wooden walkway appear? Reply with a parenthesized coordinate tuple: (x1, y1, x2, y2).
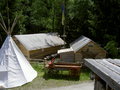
(85, 59, 120, 90)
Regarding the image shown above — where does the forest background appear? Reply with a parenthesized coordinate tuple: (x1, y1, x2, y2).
(0, 0, 120, 58)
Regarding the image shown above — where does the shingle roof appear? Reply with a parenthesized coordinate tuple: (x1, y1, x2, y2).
(70, 36, 91, 52)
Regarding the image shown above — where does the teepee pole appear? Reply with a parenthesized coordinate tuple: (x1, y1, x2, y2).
(7, 1, 11, 35)
(7, 13, 11, 35)
(0, 0, 18, 35)
(10, 16, 18, 34)
(0, 13, 7, 32)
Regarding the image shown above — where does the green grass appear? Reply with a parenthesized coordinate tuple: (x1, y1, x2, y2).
(31, 62, 90, 80)
(31, 62, 44, 77)
(31, 62, 91, 88)
(9, 62, 91, 90)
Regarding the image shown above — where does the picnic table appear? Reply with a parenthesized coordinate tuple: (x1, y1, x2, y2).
(45, 59, 82, 77)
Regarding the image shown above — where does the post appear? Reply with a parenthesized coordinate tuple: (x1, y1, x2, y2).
(106, 84, 112, 90)
(61, 0, 66, 48)
(94, 74, 106, 90)
(0, 86, 7, 90)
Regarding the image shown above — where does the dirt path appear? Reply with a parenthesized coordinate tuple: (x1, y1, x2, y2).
(42, 81, 94, 90)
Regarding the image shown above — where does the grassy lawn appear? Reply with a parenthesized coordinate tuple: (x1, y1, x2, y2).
(9, 62, 91, 90)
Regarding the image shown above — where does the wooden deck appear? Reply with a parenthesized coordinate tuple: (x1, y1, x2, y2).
(85, 59, 120, 90)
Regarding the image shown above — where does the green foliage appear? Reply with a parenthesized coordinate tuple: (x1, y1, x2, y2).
(66, 0, 91, 43)
(105, 41, 118, 58)
(91, 0, 120, 43)
(0, 0, 29, 35)
(0, 0, 120, 58)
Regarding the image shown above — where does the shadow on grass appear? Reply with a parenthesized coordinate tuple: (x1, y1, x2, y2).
(43, 68, 91, 81)
(43, 72, 80, 81)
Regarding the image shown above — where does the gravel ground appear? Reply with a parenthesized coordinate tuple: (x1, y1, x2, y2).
(42, 81, 94, 90)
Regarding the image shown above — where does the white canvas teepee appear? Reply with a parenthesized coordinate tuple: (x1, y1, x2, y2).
(0, 13, 37, 88)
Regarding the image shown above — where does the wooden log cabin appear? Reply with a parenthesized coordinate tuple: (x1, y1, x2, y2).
(13, 33, 65, 60)
(85, 59, 120, 90)
(58, 36, 107, 63)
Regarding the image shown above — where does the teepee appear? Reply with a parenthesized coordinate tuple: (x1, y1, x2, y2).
(0, 13, 37, 88)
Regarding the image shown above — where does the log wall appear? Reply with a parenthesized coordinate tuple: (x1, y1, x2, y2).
(75, 41, 106, 63)
(30, 46, 62, 59)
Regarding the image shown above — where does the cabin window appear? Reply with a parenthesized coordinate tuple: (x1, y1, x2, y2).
(88, 44, 94, 47)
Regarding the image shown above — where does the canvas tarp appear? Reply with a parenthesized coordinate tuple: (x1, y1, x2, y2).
(15, 33, 65, 50)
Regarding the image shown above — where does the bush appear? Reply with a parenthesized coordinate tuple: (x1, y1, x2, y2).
(105, 41, 119, 58)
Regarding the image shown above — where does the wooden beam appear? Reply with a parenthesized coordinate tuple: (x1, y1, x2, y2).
(97, 60, 120, 75)
(0, 13, 7, 31)
(107, 59, 120, 67)
(106, 84, 112, 90)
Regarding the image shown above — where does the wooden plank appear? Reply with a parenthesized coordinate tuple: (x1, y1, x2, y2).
(107, 59, 120, 67)
(94, 60, 120, 83)
(30, 46, 61, 59)
(14, 38, 29, 58)
(55, 63, 81, 66)
(97, 60, 120, 75)
(85, 59, 120, 90)
(54, 65, 81, 68)
(29, 58, 44, 61)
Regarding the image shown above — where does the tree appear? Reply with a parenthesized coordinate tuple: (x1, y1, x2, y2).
(91, 0, 120, 58)
(65, 0, 91, 43)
